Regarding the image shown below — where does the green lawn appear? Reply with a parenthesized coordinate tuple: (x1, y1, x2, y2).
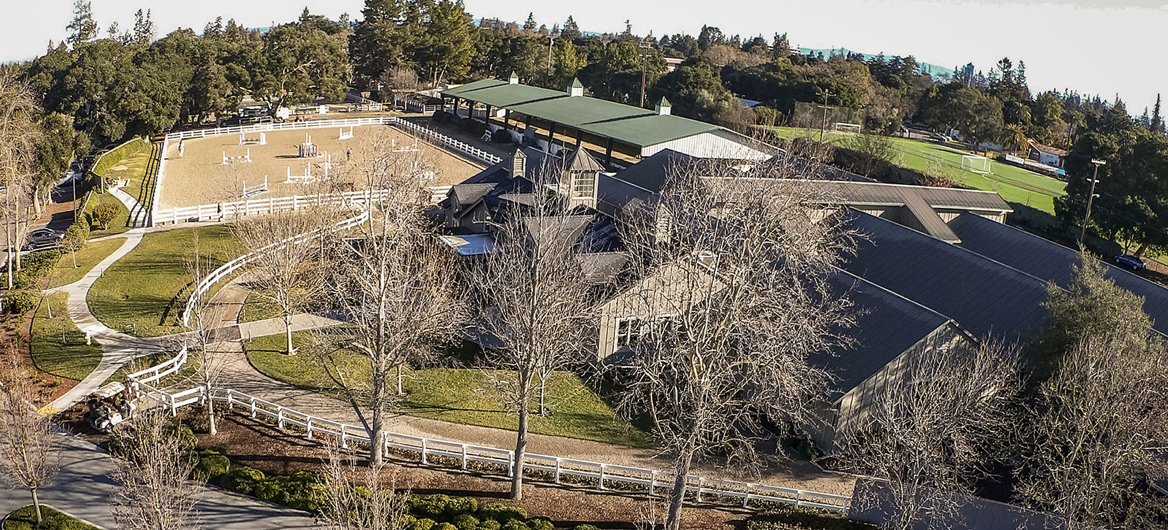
(103, 143, 154, 209)
(82, 192, 131, 238)
(4, 505, 101, 530)
(49, 237, 125, 288)
(88, 225, 239, 337)
(239, 291, 281, 323)
(30, 293, 104, 382)
(773, 126, 1067, 213)
(244, 332, 650, 447)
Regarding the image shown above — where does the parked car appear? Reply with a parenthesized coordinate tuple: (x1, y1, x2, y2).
(24, 228, 64, 250)
(1114, 254, 1147, 271)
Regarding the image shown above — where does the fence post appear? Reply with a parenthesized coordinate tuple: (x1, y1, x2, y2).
(227, 389, 234, 410)
(795, 490, 803, 508)
(250, 397, 256, 418)
(277, 407, 284, 429)
(743, 484, 752, 508)
(340, 425, 348, 449)
(555, 458, 561, 484)
(695, 478, 704, 503)
(306, 418, 313, 440)
(461, 445, 468, 470)
(507, 452, 514, 478)
(421, 438, 428, 465)
(599, 464, 606, 490)
(649, 471, 656, 496)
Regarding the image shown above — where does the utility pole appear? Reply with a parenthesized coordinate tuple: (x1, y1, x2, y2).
(818, 89, 834, 144)
(1079, 159, 1106, 245)
(546, 37, 555, 87)
(639, 36, 652, 108)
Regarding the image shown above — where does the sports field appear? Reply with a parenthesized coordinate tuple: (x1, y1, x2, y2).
(157, 125, 482, 210)
(773, 126, 1067, 213)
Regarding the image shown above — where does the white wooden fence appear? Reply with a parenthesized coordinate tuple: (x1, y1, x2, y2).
(179, 211, 370, 327)
(163, 118, 398, 142)
(134, 382, 850, 513)
(154, 189, 390, 226)
(392, 119, 502, 166)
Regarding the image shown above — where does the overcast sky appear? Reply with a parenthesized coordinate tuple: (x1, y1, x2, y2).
(4, 0, 1167, 113)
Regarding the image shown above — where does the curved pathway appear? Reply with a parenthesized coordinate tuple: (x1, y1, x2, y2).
(206, 278, 857, 497)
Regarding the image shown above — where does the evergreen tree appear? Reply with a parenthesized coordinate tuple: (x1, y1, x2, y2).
(1151, 94, 1164, 133)
(560, 15, 580, 41)
(132, 9, 155, 46)
(65, 0, 98, 50)
(523, 12, 536, 31)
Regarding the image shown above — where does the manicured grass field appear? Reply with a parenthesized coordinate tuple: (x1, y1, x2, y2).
(30, 293, 104, 382)
(245, 332, 650, 447)
(773, 126, 1067, 213)
(4, 505, 101, 530)
(88, 225, 239, 337)
(49, 238, 125, 288)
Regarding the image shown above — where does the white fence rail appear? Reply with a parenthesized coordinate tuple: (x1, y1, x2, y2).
(179, 211, 370, 326)
(392, 119, 502, 166)
(164, 118, 397, 142)
(192, 388, 851, 513)
(154, 189, 390, 226)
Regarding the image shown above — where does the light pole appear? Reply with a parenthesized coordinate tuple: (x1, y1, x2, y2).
(546, 37, 554, 87)
(818, 89, 834, 144)
(1079, 159, 1106, 244)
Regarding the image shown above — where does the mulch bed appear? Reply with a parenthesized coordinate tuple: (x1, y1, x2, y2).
(196, 412, 752, 529)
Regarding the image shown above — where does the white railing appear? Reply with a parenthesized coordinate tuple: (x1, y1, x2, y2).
(180, 210, 369, 327)
(392, 119, 502, 166)
(154, 190, 389, 226)
(126, 346, 188, 387)
(148, 137, 168, 227)
(194, 388, 851, 513)
(164, 118, 397, 142)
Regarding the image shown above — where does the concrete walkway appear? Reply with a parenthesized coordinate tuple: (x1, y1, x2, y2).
(0, 431, 314, 529)
(45, 229, 162, 413)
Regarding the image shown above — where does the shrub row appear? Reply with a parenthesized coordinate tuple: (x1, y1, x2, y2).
(746, 506, 879, 530)
(2, 249, 62, 314)
(199, 450, 599, 530)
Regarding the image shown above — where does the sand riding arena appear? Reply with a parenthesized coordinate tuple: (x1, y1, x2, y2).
(157, 122, 483, 211)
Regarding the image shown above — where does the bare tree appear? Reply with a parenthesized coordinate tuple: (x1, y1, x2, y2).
(1015, 334, 1168, 529)
(315, 133, 459, 466)
(316, 438, 408, 530)
(0, 346, 60, 525)
(468, 188, 597, 501)
(609, 158, 855, 530)
(234, 210, 327, 355)
(0, 74, 39, 286)
(110, 409, 202, 530)
(839, 338, 1022, 530)
(184, 233, 230, 436)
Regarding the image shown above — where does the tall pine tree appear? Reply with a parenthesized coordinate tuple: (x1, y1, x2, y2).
(1151, 94, 1164, 134)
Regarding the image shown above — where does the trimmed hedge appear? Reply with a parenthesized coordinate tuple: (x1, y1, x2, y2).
(90, 137, 151, 182)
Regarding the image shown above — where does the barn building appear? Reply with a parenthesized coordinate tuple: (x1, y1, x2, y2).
(440, 76, 777, 169)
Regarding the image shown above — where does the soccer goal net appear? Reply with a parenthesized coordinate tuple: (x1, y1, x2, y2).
(834, 123, 862, 134)
(961, 155, 991, 174)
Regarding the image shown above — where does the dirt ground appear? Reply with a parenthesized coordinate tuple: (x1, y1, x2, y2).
(157, 125, 482, 211)
(196, 413, 753, 529)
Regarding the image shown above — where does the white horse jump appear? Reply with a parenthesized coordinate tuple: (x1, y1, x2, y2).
(222, 149, 252, 164)
(239, 132, 267, 145)
(338, 126, 354, 140)
(391, 138, 419, 153)
(241, 176, 269, 198)
(286, 166, 315, 184)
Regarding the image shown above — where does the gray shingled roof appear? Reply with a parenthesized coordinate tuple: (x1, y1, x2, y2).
(949, 213, 1168, 335)
(816, 270, 955, 402)
(842, 211, 1050, 341)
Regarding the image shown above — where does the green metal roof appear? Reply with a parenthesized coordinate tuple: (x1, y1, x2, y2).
(443, 79, 722, 148)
